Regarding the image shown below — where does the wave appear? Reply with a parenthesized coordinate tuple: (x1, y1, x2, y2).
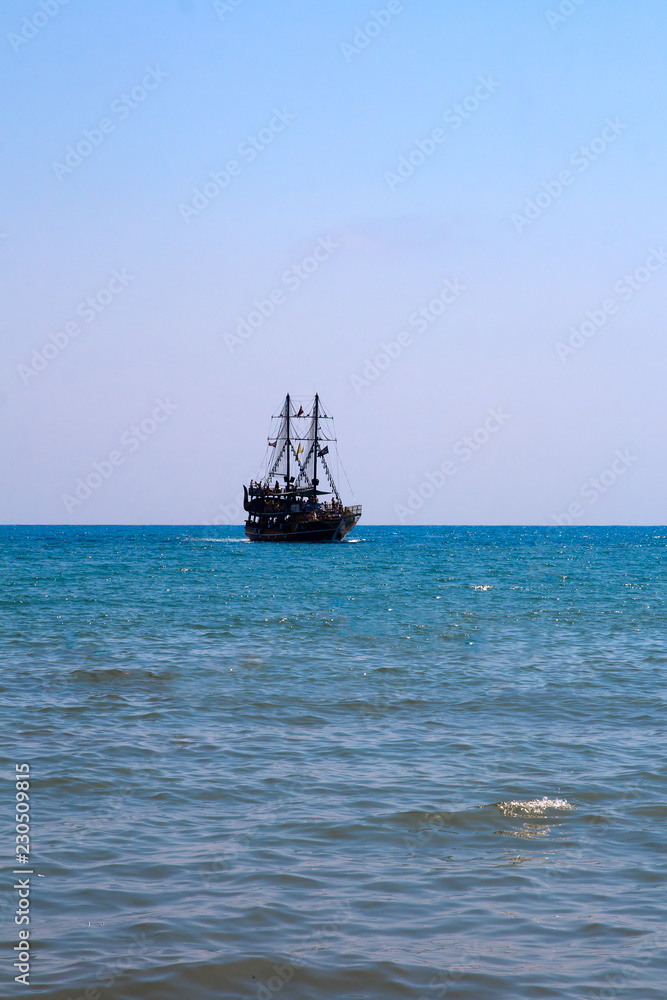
(497, 797, 575, 817)
(35, 954, 508, 1000)
(199, 537, 250, 543)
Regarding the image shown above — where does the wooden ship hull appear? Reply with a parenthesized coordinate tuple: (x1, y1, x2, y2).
(244, 497, 361, 543)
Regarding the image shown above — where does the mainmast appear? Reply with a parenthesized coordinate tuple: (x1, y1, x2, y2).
(312, 393, 319, 495)
(285, 393, 291, 487)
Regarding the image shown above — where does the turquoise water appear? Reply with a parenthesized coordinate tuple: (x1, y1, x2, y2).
(1, 526, 666, 999)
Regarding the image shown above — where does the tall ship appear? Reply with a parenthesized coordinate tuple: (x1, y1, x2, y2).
(243, 394, 362, 542)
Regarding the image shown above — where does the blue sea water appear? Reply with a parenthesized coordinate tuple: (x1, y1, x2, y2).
(1, 525, 666, 1000)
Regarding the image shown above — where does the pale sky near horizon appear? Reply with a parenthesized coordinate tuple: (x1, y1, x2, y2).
(1, 0, 666, 525)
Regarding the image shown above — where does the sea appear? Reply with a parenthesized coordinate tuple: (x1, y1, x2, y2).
(1, 525, 666, 1000)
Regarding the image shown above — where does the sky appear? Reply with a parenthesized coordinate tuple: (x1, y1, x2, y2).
(1, 0, 666, 525)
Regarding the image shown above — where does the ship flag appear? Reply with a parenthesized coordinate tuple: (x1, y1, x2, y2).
(296, 443, 303, 457)
(319, 446, 329, 457)
(297, 406, 304, 416)
(268, 440, 277, 447)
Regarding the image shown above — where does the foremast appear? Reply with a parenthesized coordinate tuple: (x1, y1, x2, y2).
(285, 392, 291, 488)
(267, 394, 299, 487)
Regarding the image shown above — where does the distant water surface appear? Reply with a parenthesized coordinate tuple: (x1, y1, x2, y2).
(1, 526, 666, 999)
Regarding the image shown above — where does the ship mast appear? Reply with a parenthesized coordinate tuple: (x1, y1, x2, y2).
(285, 393, 291, 488)
(312, 393, 319, 494)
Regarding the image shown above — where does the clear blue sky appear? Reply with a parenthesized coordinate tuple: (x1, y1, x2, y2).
(1, 0, 665, 524)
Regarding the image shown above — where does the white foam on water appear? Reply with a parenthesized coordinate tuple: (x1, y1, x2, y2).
(498, 797, 574, 817)
(200, 537, 250, 543)
(471, 584, 493, 590)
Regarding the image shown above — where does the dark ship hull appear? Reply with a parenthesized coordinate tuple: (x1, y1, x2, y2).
(244, 507, 361, 543)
